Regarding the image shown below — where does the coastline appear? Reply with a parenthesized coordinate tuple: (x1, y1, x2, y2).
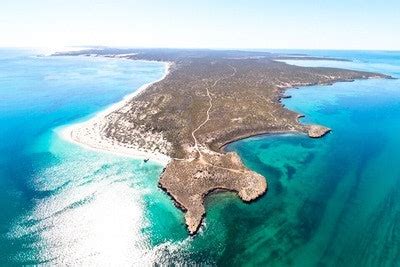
(56, 56, 342, 167)
(53, 48, 391, 236)
(58, 60, 173, 166)
(216, 75, 394, 152)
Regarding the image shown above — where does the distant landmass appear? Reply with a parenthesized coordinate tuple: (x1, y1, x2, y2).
(55, 48, 390, 234)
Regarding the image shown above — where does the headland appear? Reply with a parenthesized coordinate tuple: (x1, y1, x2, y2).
(55, 48, 391, 235)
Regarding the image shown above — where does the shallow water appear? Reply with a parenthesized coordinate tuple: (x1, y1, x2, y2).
(1, 49, 400, 266)
(0, 50, 184, 264)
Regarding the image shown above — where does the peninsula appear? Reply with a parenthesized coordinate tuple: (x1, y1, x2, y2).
(56, 48, 390, 235)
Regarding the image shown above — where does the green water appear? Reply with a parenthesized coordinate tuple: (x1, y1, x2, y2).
(148, 51, 400, 266)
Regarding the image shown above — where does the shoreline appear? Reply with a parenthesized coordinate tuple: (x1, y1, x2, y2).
(218, 75, 394, 152)
(58, 60, 173, 166)
(57, 56, 384, 166)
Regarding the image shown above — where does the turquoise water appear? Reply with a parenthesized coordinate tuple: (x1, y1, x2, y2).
(1, 49, 400, 265)
(0, 50, 184, 264)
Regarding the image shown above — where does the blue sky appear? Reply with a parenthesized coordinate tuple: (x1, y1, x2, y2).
(0, 0, 399, 50)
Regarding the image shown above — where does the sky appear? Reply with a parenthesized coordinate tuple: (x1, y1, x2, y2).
(0, 0, 399, 50)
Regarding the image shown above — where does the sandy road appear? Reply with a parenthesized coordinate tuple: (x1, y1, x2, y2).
(191, 64, 237, 159)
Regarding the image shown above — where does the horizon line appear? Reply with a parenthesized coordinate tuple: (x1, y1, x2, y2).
(0, 45, 399, 53)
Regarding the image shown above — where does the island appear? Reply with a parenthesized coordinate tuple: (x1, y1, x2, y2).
(56, 48, 390, 235)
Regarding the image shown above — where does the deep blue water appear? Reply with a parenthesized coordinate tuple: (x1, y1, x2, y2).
(223, 50, 400, 266)
(1, 49, 400, 265)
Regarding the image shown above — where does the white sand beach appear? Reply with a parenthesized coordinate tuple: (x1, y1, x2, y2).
(58, 60, 173, 166)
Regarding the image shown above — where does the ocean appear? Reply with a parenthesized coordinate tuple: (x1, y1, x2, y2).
(1, 49, 400, 266)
